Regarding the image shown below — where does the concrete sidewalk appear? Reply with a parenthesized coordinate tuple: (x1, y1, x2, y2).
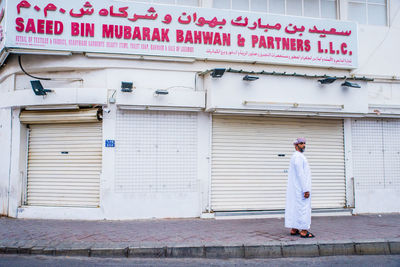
(0, 214, 399, 258)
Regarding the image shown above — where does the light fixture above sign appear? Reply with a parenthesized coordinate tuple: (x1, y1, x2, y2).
(121, 82, 133, 92)
(30, 80, 53, 96)
(154, 89, 169, 95)
(243, 75, 259, 81)
(318, 77, 337, 84)
(211, 68, 226, 78)
(341, 81, 361, 88)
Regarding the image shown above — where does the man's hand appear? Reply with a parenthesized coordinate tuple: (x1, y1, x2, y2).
(304, 192, 310, 198)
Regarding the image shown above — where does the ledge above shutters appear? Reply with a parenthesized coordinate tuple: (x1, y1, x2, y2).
(20, 108, 101, 124)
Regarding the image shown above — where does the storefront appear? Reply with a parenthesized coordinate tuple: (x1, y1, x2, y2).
(211, 116, 345, 211)
(20, 109, 102, 207)
(0, 0, 399, 220)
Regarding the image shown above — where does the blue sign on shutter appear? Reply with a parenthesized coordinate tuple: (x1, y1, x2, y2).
(105, 140, 115, 147)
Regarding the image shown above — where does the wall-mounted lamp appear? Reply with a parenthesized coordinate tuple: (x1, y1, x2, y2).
(154, 89, 169, 95)
(341, 81, 361, 88)
(318, 77, 337, 84)
(211, 68, 226, 78)
(30, 80, 52, 96)
(121, 82, 133, 92)
(243, 75, 259, 81)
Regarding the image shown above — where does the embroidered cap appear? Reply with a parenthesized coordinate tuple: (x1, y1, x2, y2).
(293, 137, 306, 145)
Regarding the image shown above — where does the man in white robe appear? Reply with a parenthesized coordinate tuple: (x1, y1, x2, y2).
(284, 137, 315, 238)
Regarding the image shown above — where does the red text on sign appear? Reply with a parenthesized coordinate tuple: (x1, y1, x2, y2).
(15, 17, 63, 35)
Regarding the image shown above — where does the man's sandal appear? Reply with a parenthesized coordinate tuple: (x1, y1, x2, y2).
(290, 229, 300, 236)
(300, 231, 315, 238)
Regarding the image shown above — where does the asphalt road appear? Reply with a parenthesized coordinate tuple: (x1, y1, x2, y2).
(0, 254, 399, 267)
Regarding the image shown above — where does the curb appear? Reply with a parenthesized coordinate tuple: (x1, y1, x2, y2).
(0, 241, 399, 259)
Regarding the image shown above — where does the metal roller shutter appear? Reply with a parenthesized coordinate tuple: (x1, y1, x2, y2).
(211, 116, 345, 211)
(352, 119, 400, 190)
(26, 123, 102, 207)
(115, 110, 198, 194)
(20, 109, 100, 124)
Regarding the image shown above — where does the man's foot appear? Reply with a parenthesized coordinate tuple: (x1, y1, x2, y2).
(300, 230, 315, 238)
(290, 228, 299, 235)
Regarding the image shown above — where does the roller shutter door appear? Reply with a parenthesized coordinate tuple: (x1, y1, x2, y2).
(26, 123, 102, 207)
(212, 116, 345, 211)
(352, 119, 400, 190)
(115, 110, 198, 194)
(20, 109, 100, 124)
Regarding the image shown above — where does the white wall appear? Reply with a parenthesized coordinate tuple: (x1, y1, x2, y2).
(368, 82, 400, 117)
(1, 51, 398, 113)
(354, 190, 400, 214)
(343, 118, 355, 208)
(0, 108, 11, 216)
(352, 10, 400, 77)
(205, 71, 368, 115)
(7, 108, 24, 218)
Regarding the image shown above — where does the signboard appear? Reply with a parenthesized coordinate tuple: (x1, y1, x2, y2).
(6, 0, 358, 68)
(0, 0, 7, 65)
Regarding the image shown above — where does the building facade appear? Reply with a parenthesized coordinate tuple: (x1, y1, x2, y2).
(0, 0, 399, 220)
